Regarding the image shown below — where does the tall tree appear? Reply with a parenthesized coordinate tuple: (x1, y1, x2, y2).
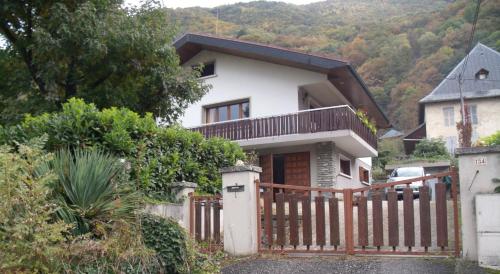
(0, 0, 207, 123)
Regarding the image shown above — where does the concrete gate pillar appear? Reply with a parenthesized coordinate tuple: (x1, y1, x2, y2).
(172, 181, 197, 230)
(220, 165, 262, 255)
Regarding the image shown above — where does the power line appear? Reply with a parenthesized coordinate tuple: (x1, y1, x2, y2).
(458, 0, 482, 125)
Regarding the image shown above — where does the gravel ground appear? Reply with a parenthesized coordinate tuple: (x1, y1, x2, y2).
(222, 256, 486, 274)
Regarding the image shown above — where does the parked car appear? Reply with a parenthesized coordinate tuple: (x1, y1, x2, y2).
(387, 166, 427, 199)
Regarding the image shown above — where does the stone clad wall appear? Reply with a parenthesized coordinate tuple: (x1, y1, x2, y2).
(316, 142, 338, 188)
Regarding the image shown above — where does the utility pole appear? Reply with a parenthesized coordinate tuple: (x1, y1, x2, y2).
(458, 0, 482, 126)
(458, 73, 466, 126)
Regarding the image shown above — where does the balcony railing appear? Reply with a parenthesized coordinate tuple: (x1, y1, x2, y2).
(190, 105, 377, 149)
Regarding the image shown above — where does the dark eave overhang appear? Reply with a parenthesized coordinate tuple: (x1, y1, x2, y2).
(347, 66, 391, 128)
(174, 32, 347, 72)
(174, 33, 391, 128)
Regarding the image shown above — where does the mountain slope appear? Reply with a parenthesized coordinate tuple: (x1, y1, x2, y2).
(166, 0, 500, 130)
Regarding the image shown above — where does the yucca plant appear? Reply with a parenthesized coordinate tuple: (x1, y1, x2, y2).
(51, 148, 140, 236)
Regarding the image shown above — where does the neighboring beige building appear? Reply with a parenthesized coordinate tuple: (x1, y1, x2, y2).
(416, 43, 500, 153)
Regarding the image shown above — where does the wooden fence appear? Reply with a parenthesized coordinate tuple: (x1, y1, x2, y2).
(256, 168, 460, 256)
(189, 194, 223, 245)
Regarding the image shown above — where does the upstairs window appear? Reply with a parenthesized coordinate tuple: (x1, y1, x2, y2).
(467, 105, 478, 125)
(475, 69, 489, 80)
(205, 100, 249, 123)
(443, 107, 454, 127)
(193, 61, 215, 78)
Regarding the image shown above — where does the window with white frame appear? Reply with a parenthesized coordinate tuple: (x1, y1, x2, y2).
(192, 61, 215, 78)
(467, 105, 478, 125)
(443, 107, 454, 127)
(475, 69, 489, 80)
(445, 136, 457, 154)
(359, 166, 369, 184)
(471, 129, 479, 144)
(339, 156, 351, 177)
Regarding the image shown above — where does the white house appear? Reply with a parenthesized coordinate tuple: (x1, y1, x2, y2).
(175, 33, 390, 189)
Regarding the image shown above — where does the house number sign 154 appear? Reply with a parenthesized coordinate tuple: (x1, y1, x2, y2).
(473, 157, 487, 166)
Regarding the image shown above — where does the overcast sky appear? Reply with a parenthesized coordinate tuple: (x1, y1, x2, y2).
(124, 0, 323, 9)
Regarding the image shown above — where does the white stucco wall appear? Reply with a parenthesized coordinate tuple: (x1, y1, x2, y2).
(336, 148, 371, 189)
(424, 98, 500, 150)
(180, 50, 327, 127)
(457, 148, 500, 262)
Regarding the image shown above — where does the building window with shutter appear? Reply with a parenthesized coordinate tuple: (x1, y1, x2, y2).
(443, 107, 454, 127)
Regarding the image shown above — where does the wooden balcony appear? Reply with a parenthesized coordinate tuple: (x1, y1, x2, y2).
(191, 105, 377, 149)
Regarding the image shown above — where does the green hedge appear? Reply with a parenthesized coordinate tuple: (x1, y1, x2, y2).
(0, 98, 245, 199)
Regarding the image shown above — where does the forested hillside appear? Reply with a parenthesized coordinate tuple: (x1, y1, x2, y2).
(166, 0, 500, 130)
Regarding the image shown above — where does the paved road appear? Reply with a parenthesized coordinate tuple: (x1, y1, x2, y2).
(222, 256, 486, 274)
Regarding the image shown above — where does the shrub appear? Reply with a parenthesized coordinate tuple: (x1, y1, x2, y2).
(50, 148, 140, 236)
(356, 109, 377, 134)
(371, 167, 387, 180)
(141, 214, 219, 274)
(412, 138, 450, 159)
(64, 221, 161, 273)
(478, 131, 500, 146)
(0, 137, 71, 273)
(0, 98, 245, 200)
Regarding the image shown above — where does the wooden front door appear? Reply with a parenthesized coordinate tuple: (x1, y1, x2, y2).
(259, 152, 311, 187)
(259, 154, 273, 183)
(284, 152, 311, 187)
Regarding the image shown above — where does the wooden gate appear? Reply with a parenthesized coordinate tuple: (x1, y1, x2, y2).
(189, 194, 223, 249)
(256, 168, 460, 256)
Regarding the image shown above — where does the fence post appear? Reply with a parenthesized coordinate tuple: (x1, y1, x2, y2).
(451, 166, 460, 257)
(220, 165, 262, 255)
(189, 192, 194, 236)
(343, 188, 355, 255)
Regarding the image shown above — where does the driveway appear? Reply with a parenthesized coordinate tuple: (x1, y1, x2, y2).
(222, 256, 487, 274)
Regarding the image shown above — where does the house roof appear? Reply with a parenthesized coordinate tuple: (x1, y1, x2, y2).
(420, 43, 500, 104)
(174, 33, 391, 128)
(379, 129, 404, 139)
(403, 123, 426, 140)
(402, 123, 426, 155)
